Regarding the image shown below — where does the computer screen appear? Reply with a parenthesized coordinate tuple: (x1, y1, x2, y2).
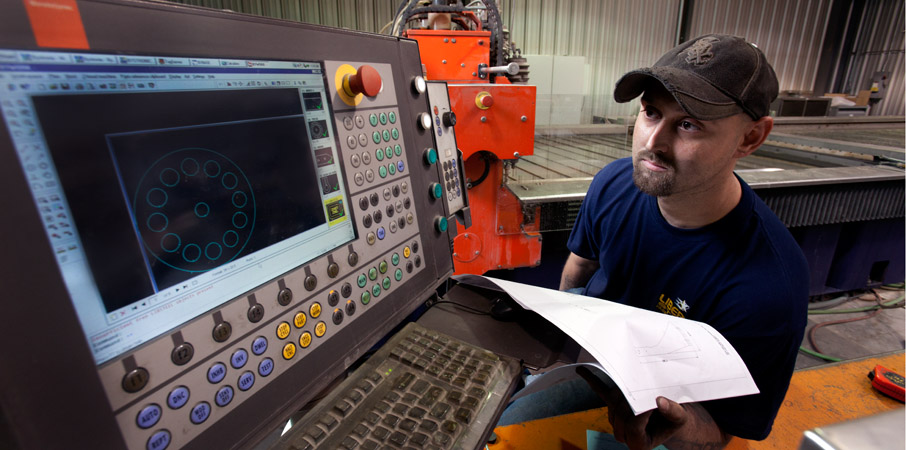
(0, 49, 355, 365)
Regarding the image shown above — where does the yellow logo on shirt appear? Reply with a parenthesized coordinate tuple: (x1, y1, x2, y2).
(656, 294, 689, 318)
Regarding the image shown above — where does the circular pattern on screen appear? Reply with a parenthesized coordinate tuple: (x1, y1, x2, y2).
(133, 148, 255, 273)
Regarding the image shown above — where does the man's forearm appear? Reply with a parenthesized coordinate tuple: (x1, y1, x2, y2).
(662, 403, 731, 450)
(559, 253, 599, 291)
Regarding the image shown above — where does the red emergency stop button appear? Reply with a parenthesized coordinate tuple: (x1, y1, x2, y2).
(475, 91, 493, 109)
(344, 65, 382, 97)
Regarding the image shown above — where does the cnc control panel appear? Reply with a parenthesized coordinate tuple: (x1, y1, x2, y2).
(0, 2, 466, 449)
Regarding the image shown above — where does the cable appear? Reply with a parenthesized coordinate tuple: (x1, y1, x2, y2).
(803, 292, 904, 359)
(798, 346, 842, 363)
(807, 295, 904, 315)
(808, 307, 883, 355)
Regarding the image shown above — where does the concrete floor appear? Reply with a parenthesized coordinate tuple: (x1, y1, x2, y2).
(795, 286, 905, 370)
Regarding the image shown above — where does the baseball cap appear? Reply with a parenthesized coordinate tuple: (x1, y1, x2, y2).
(614, 34, 779, 120)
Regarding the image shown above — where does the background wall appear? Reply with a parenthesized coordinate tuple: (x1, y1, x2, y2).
(173, 0, 905, 121)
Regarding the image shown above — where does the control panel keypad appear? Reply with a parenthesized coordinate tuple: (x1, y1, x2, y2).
(339, 108, 406, 194)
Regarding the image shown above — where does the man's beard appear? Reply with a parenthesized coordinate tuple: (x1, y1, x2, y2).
(632, 150, 675, 196)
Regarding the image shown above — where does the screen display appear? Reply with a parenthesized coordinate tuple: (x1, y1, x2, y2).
(0, 50, 355, 364)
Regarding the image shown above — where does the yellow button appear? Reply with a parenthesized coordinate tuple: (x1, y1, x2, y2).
(299, 332, 312, 348)
(276, 321, 291, 340)
(315, 321, 326, 337)
(310, 302, 322, 318)
(293, 312, 307, 328)
(403, 247, 411, 258)
(282, 342, 296, 360)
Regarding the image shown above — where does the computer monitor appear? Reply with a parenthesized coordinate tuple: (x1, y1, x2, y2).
(0, 1, 463, 449)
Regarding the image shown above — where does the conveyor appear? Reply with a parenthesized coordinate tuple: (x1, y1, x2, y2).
(499, 117, 905, 295)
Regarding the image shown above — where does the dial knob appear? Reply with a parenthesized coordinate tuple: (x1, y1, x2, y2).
(343, 65, 382, 97)
(442, 111, 457, 127)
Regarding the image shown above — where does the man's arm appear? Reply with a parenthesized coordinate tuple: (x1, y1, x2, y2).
(577, 367, 731, 450)
(560, 252, 599, 291)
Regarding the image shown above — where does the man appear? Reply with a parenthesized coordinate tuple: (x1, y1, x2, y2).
(559, 35, 809, 449)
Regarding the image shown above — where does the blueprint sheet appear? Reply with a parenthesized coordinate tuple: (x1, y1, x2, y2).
(455, 275, 758, 414)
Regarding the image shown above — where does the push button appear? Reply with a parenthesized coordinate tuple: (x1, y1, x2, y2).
(212, 322, 232, 343)
(277, 321, 291, 339)
(430, 183, 443, 199)
(395, 268, 403, 282)
(327, 290, 340, 306)
(293, 312, 307, 329)
(315, 321, 327, 337)
(147, 429, 171, 450)
(282, 343, 297, 360)
(252, 337, 268, 355)
(341, 282, 352, 298)
(395, 144, 402, 156)
(207, 363, 227, 384)
(190, 402, 211, 424)
(345, 300, 356, 316)
(309, 302, 322, 318)
(382, 277, 392, 290)
(258, 358, 274, 377)
(379, 261, 388, 274)
(327, 262, 339, 278)
(238, 371, 255, 392)
(277, 288, 293, 306)
(361, 291, 371, 305)
(299, 332, 312, 348)
(247, 303, 264, 323)
(171, 343, 194, 366)
(136, 404, 162, 429)
(332, 309, 344, 325)
(357, 274, 367, 288)
(230, 349, 248, 369)
(215, 386, 234, 407)
(167, 386, 190, 410)
(372, 284, 381, 298)
(379, 112, 388, 125)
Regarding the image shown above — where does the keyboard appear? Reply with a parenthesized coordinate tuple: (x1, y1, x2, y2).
(275, 322, 522, 450)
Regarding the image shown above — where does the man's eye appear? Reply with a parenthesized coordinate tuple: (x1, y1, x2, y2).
(680, 120, 700, 131)
(643, 108, 659, 118)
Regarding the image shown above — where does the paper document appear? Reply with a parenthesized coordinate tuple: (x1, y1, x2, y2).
(455, 275, 758, 414)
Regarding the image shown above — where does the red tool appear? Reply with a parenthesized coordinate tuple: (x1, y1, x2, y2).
(867, 364, 905, 402)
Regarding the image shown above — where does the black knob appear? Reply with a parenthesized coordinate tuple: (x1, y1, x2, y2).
(442, 111, 457, 127)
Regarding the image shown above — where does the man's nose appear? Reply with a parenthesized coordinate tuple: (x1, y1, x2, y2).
(644, 121, 671, 154)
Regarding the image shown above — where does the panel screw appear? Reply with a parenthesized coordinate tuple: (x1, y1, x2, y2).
(442, 60, 447, 64)
(480, 116, 487, 123)
(443, 38, 449, 43)
(521, 116, 528, 122)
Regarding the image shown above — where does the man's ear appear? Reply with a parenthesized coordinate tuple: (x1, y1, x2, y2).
(734, 116, 773, 158)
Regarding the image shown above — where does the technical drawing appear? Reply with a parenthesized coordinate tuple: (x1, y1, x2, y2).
(630, 321, 701, 364)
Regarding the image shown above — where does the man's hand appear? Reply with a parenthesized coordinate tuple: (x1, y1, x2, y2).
(577, 366, 730, 450)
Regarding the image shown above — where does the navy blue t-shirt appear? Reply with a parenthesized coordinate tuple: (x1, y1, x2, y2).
(568, 158, 808, 440)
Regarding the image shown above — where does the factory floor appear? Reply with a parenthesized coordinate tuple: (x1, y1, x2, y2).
(795, 285, 905, 370)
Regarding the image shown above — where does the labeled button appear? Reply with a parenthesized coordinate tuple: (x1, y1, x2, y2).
(392, 253, 400, 266)
(382, 130, 391, 142)
(372, 131, 381, 144)
(136, 404, 162, 429)
(212, 322, 232, 342)
(147, 429, 170, 450)
(377, 227, 386, 240)
(354, 115, 365, 128)
(357, 274, 367, 288)
(388, 163, 396, 175)
(366, 232, 376, 245)
(299, 332, 312, 348)
(382, 277, 392, 290)
(252, 336, 268, 355)
(379, 112, 388, 125)
(258, 358, 274, 377)
(404, 247, 411, 258)
(365, 169, 374, 182)
(277, 288, 293, 306)
(247, 303, 264, 323)
(379, 166, 387, 178)
(315, 321, 327, 338)
(389, 111, 397, 123)
(369, 114, 378, 126)
(230, 349, 248, 369)
(215, 386, 234, 407)
(353, 172, 364, 186)
(379, 261, 388, 273)
(122, 368, 149, 393)
(401, 181, 409, 193)
(361, 291, 371, 305)
(304, 275, 317, 291)
(341, 282, 352, 298)
(332, 308, 343, 325)
(375, 148, 384, 161)
(348, 251, 359, 266)
(391, 128, 399, 140)
(190, 402, 211, 424)
(277, 321, 291, 339)
(207, 363, 227, 384)
(395, 144, 402, 156)
(397, 161, 405, 173)
(346, 300, 356, 316)
(383, 187, 392, 200)
(385, 146, 393, 160)
(358, 133, 368, 147)
(167, 386, 190, 410)
(351, 154, 361, 168)
(293, 312, 307, 329)
(395, 268, 403, 281)
(282, 343, 296, 360)
(327, 263, 339, 278)
(346, 135, 357, 149)
(327, 290, 339, 306)
(309, 302, 322, 318)
(343, 116, 354, 130)
(171, 343, 194, 366)
(238, 371, 255, 392)
(368, 267, 378, 280)
(372, 284, 381, 297)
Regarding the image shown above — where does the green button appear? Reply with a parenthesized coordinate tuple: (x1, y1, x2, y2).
(388, 163, 396, 175)
(368, 267, 377, 280)
(379, 261, 388, 273)
(394, 268, 403, 281)
(391, 253, 400, 266)
(369, 114, 378, 127)
(361, 291, 371, 305)
(385, 147, 393, 159)
(382, 277, 391, 290)
(431, 183, 443, 199)
(389, 112, 397, 123)
(391, 128, 399, 140)
(436, 216, 449, 232)
(425, 148, 437, 165)
(379, 112, 388, 125)
(379, 166, 387, 178)
(357, 274, 367, 288)
(395, 144, 402, 156)
(372, 131, 381, 144)
(372, 284, 381, 297)
(375, 148, 384, 161)
(382, 130, 390, 142)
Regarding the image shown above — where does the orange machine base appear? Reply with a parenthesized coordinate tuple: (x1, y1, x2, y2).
(490, 352, 905, 449)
